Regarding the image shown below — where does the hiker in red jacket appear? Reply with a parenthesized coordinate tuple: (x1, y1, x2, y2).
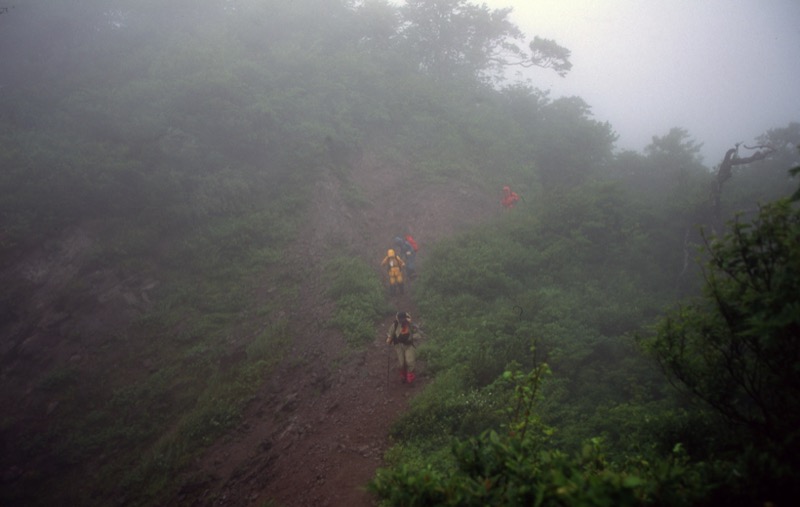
(501, 185, 520, 209)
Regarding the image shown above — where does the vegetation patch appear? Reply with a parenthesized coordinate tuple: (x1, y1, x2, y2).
(324, 256, 391, 345)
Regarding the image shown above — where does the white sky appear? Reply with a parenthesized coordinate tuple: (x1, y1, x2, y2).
(480, 0, 800, 165)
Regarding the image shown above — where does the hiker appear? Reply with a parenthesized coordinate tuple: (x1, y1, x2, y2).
(404, 233, 420, 278)
(386, 311, 421, 384)
(381, 248, 405, 295)
(394, 236, 416, 278)
(501, 185, 520, 209)
(404, 234, 419, 253)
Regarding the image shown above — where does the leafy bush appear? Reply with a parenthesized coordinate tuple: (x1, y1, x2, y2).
(372, 433, 708, 507)
(373, 184, 704, 504)
(372, 363, 709, 506)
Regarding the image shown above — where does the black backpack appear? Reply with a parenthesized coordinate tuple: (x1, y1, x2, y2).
(391, 315, 416, 345)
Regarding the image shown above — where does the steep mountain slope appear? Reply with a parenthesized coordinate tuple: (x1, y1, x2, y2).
(173, 150, 499, 506)
(0, 146, 501, 506)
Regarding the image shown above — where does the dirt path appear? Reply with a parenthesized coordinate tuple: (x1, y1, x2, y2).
(178, 288, 423, 507)
(175, 151, 498, 506)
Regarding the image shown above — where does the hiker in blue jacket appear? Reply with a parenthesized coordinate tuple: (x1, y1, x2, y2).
(394, 236, 416, 279)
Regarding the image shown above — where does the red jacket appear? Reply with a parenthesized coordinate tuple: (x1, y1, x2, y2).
(502, 186, 520, 208)
(404, 234, 419, 252)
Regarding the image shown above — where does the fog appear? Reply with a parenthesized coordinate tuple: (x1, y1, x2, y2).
(481, 0, 800, 164)
(2, 2, 799, 506)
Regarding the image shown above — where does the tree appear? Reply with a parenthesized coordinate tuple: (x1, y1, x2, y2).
(397, 0, 572, 83)
(757, 122, 800, 170)
(645, 127, 704, 167)
(636, 129, 712, 290)
(532, 96, 617, 188)
(710, 142, 775, 232)
(652, 195, 800, 438)
(527, 36, 572, 77)
(354, 0, 401, 51)
(641, 128, 710, 225)
(614, 129, 706, 206)
(399, 0, 520, 81)
(722, 123, 800, 212)
(648, 184, 800, 503)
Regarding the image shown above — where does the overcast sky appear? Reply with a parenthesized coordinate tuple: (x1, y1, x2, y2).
(480, 0, 800, 165)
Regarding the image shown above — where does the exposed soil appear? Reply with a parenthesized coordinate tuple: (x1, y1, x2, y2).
(0, 149, 501, 506)
(174, 153, 499, 506)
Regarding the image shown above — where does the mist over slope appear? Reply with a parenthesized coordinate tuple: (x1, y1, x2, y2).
(1, 1, 798, 505)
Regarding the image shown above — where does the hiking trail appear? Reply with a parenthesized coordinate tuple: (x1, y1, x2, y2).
(175, 151, 499, 506)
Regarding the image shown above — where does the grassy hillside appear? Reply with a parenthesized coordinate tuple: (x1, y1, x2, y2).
(0, 1, 797, 505)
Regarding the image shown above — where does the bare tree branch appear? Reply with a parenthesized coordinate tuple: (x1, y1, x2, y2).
(710, 143, 776, 232)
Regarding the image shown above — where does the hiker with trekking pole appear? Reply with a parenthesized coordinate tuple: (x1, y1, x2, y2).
(386, 311, 421, 385)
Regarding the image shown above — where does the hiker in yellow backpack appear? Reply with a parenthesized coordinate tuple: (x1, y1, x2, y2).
(381, 248, 405, 295)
